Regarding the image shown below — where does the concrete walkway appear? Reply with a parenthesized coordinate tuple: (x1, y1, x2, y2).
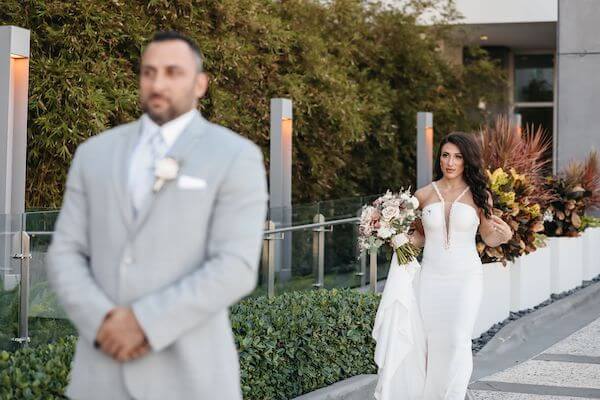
(294, 280, 600, 400)
(469, 316, 600, 399)
(468, 280, 600, 399)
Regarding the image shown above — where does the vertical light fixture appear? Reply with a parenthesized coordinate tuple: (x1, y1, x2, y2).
(0, 25, 30, 215)
(0, 26, 30, 291)
(269, 98, 292, 281)
(417, 112, 434, 189)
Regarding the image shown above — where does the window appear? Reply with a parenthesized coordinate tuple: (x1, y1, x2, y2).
(513, 54, 554, 168)
(514, 54, 554, 103)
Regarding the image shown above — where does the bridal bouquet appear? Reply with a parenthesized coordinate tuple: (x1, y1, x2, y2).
(358, 189, 422, 265)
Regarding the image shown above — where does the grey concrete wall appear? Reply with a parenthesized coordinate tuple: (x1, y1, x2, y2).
(556, 0, 600, 170)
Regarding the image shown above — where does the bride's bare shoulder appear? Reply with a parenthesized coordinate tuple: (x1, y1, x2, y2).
(414, 184, 434, 206)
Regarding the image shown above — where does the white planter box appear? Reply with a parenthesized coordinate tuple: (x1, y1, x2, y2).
(582, 227, 600, 281)
(472, 262, 511, 339)
(550, 236, 583, 294)
(510, 246, 551, 312)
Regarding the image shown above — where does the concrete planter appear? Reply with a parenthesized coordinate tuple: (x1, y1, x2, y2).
(510, 246, 552, 312)
(582, 227, 600, 281)
(472, 262, 511, 339)
(550, 236, 583, 294)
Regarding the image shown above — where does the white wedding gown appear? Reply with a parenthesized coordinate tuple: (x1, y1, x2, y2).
(373, 183, 483, 400)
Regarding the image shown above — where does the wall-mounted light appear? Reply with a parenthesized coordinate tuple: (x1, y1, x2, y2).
(480, 35, 489, 41)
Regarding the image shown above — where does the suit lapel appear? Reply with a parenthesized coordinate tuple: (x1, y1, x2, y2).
(112, 120, 141, 233)
(131, 112, 209, 235)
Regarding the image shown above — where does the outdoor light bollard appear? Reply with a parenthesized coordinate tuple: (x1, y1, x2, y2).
(0, 26, 30, 292)
(269, 98, 293, 282)
(417, 112, 433, 190)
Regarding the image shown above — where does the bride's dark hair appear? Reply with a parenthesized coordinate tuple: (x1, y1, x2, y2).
(434, 132, 492, 218)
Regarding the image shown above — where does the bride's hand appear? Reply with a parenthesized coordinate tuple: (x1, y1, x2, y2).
(482, 214, 512, 246)
(408, 218, 425, 248)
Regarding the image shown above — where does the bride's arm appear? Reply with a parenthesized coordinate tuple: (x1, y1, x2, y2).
(408, 219, 425, 248)
(409, 187, 427, 248)
(479, 192, 513, 247)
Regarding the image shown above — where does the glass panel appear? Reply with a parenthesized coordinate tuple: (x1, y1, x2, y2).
(323, 222, 362, 289)
(0, 214, 24, 351)
(514, 106, 554, 170)
(255, 202, 394, 297)
(27, 213, 76, 346)
(514, 54, 554, 102)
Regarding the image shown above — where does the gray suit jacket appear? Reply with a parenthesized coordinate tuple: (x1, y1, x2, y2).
(47, 112, 268, 400)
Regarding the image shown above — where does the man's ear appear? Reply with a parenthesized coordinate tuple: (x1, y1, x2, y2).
(195, 72, 209, 99)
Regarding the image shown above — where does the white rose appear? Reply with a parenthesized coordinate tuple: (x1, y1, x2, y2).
(153, 157, 180, 192)
(410, 196, 419, 209)
(155, 157, 179, 180)
(391, 233, 409, 248)
(381, 206, 400, 221)
(382, 190, 394, 201)
(360, 206, 377, 224)
(377, 226, 395, 239)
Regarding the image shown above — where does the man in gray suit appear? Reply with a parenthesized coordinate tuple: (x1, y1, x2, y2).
(47, 31, 268, 399)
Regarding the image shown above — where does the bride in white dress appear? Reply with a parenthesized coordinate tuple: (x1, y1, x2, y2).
(373, 132, 513, 400)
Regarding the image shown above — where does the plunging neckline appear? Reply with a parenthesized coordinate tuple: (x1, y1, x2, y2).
(430, 182, 471, 250)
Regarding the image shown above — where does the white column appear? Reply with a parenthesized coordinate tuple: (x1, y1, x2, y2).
(417, 112, 433, 189)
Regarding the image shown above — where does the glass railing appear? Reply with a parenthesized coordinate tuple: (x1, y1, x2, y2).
(1, 194, 391, 350)
(0, 214, 24, 351)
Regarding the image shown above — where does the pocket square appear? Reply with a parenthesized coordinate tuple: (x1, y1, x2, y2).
(177, 175, 207, 190)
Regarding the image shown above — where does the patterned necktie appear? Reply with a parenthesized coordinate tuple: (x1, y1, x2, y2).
(130, 128, 169, 215)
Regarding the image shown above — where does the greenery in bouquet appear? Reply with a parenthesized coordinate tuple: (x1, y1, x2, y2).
(477, 116, 554, 263)
(544, 151, 600, 236)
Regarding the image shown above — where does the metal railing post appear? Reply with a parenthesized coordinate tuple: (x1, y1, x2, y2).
(13, 230, 31, 346)
(369, 249, 378, 293)
(262, 220, 282, 298)
(360, 253, 367, 287)
(355, 209, 366, 286)
(312, 214, 326, 288)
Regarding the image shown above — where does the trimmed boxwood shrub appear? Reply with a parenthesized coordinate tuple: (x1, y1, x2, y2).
(1, 289, 380, 400)
(0, 336, 75, 400)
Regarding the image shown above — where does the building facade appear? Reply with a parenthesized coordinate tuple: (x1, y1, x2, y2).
(418, 0, 599, 171)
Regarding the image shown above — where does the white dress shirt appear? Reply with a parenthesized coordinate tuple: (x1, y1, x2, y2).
(128, 109, 197, 212)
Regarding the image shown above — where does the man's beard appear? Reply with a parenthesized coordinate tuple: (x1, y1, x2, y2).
(141, 97, 178, 126)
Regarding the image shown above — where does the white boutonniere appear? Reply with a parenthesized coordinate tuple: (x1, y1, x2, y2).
(153, 157, 180, 193)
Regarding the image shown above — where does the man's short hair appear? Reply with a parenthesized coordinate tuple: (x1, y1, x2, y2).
(147, 31, 204, 72)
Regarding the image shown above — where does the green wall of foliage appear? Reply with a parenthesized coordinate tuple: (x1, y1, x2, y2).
(0, 0, 505, 208)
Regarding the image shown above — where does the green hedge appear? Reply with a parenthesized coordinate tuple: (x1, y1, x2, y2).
(1, 289, 380, 400)
(0, 0, 505, 208)
(0, 336, 75, 400)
